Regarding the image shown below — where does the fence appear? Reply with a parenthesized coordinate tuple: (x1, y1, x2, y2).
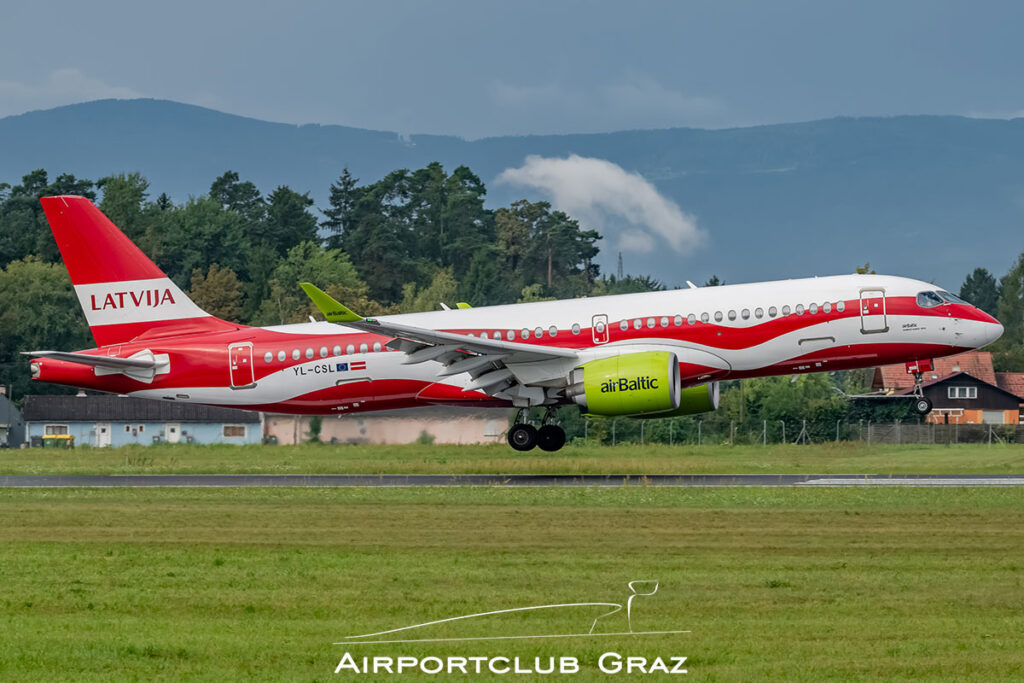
(575, 417, 1024, 446)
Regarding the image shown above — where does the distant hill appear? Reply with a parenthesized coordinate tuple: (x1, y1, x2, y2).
(2, 98, 1023, 288)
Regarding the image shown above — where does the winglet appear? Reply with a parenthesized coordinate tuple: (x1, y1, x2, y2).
(455, 302, 472, 309)
(299, 283, 364, 323)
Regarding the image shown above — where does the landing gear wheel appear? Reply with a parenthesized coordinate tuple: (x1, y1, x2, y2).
(537, 425, 567, 452)
(508, 423, 538, 451)
(915, 397, 933, 415)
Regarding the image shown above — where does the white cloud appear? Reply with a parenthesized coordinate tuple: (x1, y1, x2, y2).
(488, 74, 725, 133)
(0, 68, 142, 117)
(497, 154, 706, 256)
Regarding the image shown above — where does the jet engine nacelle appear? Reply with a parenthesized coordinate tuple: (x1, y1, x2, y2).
(567, 351, 681, 416)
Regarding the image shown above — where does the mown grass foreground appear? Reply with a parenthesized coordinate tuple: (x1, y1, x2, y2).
(2, 441, 1024, 475)
(1, 487, 1023, 681)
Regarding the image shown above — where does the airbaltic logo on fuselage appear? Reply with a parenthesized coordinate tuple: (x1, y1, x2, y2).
(600, 376, 659, 393)
(90, 288, 176, 310)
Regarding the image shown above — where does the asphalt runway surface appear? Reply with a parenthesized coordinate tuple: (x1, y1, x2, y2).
(2, 474, 1024, 487)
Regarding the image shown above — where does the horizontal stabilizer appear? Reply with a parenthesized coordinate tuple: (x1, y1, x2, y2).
(23, 350, 157, 369)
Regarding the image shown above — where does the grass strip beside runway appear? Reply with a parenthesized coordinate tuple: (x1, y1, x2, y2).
(1, 487, 1023, 680)
(3, 441, 1024, 475)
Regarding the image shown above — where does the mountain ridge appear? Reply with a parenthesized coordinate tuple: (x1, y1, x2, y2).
(2, 98, 1023, 288)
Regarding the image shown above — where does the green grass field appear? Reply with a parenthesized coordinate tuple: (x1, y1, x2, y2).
(2, 486, 1023, 681)
(2, 441, 1023, 475)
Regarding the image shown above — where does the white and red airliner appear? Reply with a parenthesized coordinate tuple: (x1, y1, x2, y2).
(27, 196, 1003, 451)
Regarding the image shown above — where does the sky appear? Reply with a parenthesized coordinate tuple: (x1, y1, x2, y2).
(1, 0, 1023, 139)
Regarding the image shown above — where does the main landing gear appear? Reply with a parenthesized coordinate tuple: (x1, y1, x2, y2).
(911, 371, 933, 415)
(508, 408, 566, 452)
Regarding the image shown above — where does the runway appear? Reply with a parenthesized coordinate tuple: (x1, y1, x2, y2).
(2, 473, 1024, 487)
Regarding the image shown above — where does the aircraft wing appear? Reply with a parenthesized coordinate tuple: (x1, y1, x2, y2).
(301, 283, 579, 402)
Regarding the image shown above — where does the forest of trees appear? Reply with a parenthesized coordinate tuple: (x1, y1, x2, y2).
(1, 163, 1022, 429)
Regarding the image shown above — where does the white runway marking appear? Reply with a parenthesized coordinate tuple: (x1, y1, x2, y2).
(798, 478, 1024, 487)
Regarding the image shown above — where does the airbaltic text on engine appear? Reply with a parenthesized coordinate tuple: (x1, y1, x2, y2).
(333, 652, 688, 675)
(600, 376, 659, 392)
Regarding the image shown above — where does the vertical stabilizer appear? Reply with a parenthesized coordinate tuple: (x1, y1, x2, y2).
(40, 195, 240, 346)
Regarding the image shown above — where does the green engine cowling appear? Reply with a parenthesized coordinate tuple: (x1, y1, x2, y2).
(632, 381, 719, 418)
(567, 351, 681, 416)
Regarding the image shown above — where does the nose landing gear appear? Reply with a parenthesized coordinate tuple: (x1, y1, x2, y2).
(911, 371, 933, 415)
(507, 408, 567, 452)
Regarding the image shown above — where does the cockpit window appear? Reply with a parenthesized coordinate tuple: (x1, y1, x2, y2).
(937, 290, 968, 305)
(916, 291, 944, 308)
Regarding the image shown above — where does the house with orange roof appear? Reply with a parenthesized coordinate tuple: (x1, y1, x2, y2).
(872, 350, 1024, 424)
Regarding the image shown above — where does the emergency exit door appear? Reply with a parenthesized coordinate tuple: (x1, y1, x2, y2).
(229, 342, 255, 388)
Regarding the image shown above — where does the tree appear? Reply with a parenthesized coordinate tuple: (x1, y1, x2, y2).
(996, 253, 1024, 351)
(188, 264, 244, 322)
(0, 169, 96, 266)
(252, 242, 373, 325)
(703, 275, 723, 286)
(98, 172, 149, 240)
(261, 186, 319, 256)
(494, 200, 600, 299)
(210, 170, 266, 227)
(591, 274, 666, 296)
(959, 267, 1000, 316)
(321, 169, 359, 250)
(0, 257, 92, 398)
(142, 197, 247, 287)
(457, 248, 511, 306)
(398, 268, 459, 313)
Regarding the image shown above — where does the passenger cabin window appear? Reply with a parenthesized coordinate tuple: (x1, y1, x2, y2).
(320, 346, 329, 358)
(809, 303, 818, 314)
(633, 319, 642, 330)
(359, 343, 368, 353)
(333, 345, 342, 356)
(823, 302, 832, 313)
(754, 308, 764, 319)
(660, 317, 668, 328)
(917, 291, 944, 308)
(305, 348, 314, 359)
(572, 323, 581, 335)
(782, 305, 791, 315)
(548, 326, 557, 337)
(837, 301, 846, 312)
(741, 309, 750, 320)
(674, 315, 683, 326)
(647, 318, 656, 328)
(373, 342, 382, 352)
(727, 310, 736, 321)
(277, 350, 286, 362)
(264, 352, 273, 363)
(701, 312, 710, 323)
(714, 311, 723, 322)
(795, 304, 805, 315)
(346, 344, 355, 355)
(687, 314, 696, 325)
(620, 320, 629, 331)
(292, 349, 301, 361)
(768, 306, 777, 317)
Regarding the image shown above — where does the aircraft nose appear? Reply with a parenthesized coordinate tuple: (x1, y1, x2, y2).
(979, 310, 1003, 346)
